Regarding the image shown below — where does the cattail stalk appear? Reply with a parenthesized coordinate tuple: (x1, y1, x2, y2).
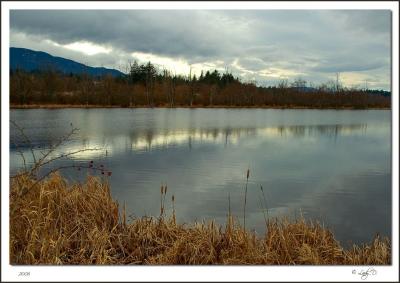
(160, 185, 164, 216)
(172, 195, 176, 225)
(123, 201, 126, 228)
(260, 185, 269, 222)
(243, 168, 250, 233)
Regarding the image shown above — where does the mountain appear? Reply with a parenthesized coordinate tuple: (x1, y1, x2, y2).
(10, 47, 124, 77)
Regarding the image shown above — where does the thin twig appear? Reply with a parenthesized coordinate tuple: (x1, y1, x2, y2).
(11, 140, 27, 171)
(27, 165, 108, 193)
(258, 196, 268, 226)
(30, 126, 79, 175)
(37, 147, 102, 169)
(260, 185, 270, 221)
(10, 120, 37, 165)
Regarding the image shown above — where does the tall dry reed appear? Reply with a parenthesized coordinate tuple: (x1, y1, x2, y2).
(10, 174, 391, 265)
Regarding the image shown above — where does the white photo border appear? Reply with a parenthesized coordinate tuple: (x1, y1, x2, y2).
(1, 1, 399, 282)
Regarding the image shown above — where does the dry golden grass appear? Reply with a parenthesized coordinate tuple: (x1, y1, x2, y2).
(10, 174, 391, 265)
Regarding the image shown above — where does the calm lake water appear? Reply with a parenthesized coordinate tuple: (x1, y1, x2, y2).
(10, 108, 391, 246)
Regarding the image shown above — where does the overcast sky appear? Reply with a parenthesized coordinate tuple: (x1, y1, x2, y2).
(10, 10, 391, 90)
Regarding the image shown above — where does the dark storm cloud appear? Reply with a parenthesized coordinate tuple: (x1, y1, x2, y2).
(10, 10, 235, 58)
(10, 10, 391, 90)
(335, 10, 391, 34)
(313, 61, 384, 73)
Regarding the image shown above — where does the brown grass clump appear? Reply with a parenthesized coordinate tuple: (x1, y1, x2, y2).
(10, 174, 391, 265)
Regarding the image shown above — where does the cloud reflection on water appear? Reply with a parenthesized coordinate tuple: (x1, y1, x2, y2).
(65, 123, 373, 158)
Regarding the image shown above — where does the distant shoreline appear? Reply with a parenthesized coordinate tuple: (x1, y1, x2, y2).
(10, 104, 391, 110)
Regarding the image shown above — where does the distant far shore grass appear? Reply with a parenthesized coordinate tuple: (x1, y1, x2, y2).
(10, 173, 391, 265)
(10, 104, 391, 110)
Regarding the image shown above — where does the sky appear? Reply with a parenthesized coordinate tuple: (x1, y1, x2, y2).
(10, 10, 392, 90)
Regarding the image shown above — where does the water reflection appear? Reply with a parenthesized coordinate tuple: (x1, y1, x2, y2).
(11, 123, 371, 161)
(126, 124, 369, 152)
(9, 109, 391, 247)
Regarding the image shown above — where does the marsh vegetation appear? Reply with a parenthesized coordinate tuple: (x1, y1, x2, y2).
(10, 173, 390, 265)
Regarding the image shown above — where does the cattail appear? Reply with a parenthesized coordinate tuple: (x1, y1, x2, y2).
(160, 186, 164, 216)
(165, 185, 167, 194)
(107, 171, 112, 176)
(172, 194, 176, 225)
(244, 168, 250, 232)
(123, 202, 126, 228)
(260, 185, 269, 222)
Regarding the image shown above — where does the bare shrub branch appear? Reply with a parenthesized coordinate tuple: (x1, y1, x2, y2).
(10, 121, 105, 195)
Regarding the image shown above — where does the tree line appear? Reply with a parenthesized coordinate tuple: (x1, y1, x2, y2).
(10, 61, 390, 109)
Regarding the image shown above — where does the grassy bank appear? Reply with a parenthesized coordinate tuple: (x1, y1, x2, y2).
(10, 173, 391, 265)
(10, 104, 391, 110)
